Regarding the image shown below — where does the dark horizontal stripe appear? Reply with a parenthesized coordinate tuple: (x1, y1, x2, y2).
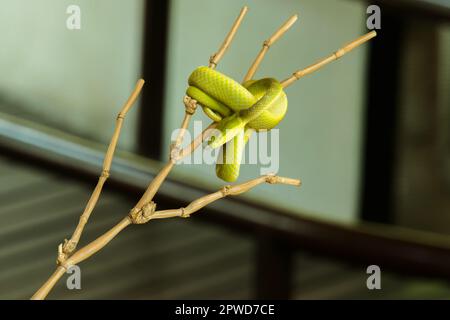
(2, 157, 450, 299)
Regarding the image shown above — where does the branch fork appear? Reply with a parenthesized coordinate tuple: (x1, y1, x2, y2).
(128, 201, 157, 224)
(32, 6, 375, 300)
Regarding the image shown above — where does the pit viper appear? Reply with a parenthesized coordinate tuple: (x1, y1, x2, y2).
(186, 66, 288, 182)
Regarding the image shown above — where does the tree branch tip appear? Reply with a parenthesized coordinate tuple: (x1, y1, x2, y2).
(265, 175, 301, 186)
(289, 13, 299, 22)
(289, 178, 302, 187)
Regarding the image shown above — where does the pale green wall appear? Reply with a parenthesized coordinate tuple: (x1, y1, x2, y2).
(0, 0, 369, 224)
(0, 0, 144, 151)
(164, 0, 369, 223)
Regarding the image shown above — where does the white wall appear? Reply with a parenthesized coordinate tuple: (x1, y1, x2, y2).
(164, 0, 369, 223)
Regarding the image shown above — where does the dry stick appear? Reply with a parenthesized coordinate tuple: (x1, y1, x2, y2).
(31, 7, 249, 300)
(42, 175, 300, 275)
(64, 176, 300, 266)
(240, 14, 298, 142)
(243, 14, 298, 82)
(151, 174, 301, 220)
(281, 31, 377, 88)
(209, 6, 248, 68)
(31, 81, 144, 300)
(31, 218, 132, 300)
(58, 80, 145, 261)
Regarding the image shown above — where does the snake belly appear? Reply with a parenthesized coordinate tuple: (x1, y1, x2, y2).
(186, 66, 288, 182)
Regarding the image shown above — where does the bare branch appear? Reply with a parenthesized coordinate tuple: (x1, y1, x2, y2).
(209, 6, 248, 68)
(243, 14, 298, 82)
(151, 174, 301, 219)
(281, 31, 376, 88)
(60, 79, 144, 260)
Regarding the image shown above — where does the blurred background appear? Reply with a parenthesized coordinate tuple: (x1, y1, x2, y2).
(0, 0, 449, 299)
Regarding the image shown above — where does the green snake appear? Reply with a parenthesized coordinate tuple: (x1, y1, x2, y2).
(186, 66, 288, 182)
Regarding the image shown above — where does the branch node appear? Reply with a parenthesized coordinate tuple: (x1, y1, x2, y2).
(57, 239, 76, 266)
(101, 170, 110, 179)
(209, 54, 218, 68)
(63, 239, 77, 253)
(221, 185, 231, 196)
(183, 95, 198, 115)
(117, 113, 125, 120)
(265, 174, 279, 184)
(263, 40, 271, 48)
(180, 208, 190, 218)
(128, 201, 157, 224)
(293, 71, 302, 80)
(335, 48, 345, 59)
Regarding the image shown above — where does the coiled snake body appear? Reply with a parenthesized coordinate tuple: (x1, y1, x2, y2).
(186, 66, 288, 182)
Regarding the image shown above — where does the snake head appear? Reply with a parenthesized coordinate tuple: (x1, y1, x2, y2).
(208, 113, 246, 149)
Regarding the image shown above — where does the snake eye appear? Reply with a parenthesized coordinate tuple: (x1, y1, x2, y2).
(208, 130, 225, 148)
(208, 114, 246, 149)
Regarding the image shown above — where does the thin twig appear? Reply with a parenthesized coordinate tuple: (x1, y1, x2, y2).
(32, 174, 300, 301)
(152, 174, 301, 219)
(281, 31, 377, 88)
(243, 14, 298, 82)
(209, 6, 248, 68)
(59, 79, 144, 260)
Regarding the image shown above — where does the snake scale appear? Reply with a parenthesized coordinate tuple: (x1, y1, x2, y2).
(186, 66, 288, 182)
